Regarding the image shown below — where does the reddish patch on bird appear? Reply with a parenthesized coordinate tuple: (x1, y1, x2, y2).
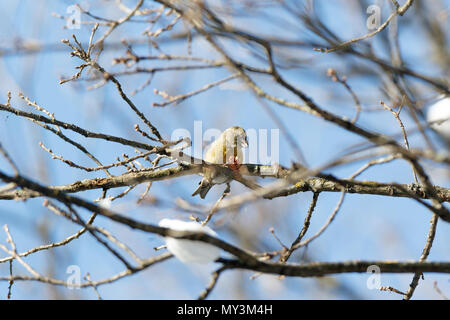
(226, 155, 242, 171)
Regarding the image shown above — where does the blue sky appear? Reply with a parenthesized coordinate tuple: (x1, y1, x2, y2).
(0, 0, 449, 299)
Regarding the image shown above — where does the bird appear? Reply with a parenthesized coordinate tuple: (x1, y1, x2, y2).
(427, 95, 450, 147)
(192, 126, 248, 199)
(158, 218, 220, 263)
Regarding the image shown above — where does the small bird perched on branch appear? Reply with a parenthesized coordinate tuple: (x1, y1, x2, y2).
(192, 126, 249, 199)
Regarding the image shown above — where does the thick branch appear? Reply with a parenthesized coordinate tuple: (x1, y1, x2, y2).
(1, 164, 449, 203)
(218, 259, 450, 278)
(1, 170, 450, 281)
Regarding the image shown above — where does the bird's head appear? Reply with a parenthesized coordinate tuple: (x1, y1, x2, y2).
(225, 126, 248, 148)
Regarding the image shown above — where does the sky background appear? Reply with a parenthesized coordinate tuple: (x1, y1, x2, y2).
(0, 0, 449, 299)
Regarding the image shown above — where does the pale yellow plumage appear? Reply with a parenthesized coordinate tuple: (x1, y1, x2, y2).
(204, 131, 244, 165)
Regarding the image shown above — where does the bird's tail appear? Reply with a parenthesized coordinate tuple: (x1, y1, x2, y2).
(192, 179, 213, 199)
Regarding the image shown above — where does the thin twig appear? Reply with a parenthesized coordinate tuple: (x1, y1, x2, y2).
(197, 266, 229, 300)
